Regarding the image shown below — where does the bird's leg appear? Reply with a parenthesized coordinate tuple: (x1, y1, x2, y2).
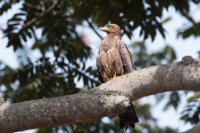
(109, 72, 118, 81)
(110, 72, 118, 80)
(113, 72, 117, 78)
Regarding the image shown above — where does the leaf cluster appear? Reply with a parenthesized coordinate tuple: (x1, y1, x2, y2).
(0, 0, 199, 132)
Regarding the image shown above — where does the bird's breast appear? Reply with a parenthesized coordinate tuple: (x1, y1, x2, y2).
(97, 47, 124, 81)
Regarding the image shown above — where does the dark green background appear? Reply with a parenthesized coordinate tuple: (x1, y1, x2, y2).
(0, 0, 200, 132)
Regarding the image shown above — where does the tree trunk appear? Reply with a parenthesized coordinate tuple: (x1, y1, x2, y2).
(0, 56, 199, 132)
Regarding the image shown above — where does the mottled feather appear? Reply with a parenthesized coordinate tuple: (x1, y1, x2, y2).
(116, 40, 133, 73)
(96, 24, 139, 131)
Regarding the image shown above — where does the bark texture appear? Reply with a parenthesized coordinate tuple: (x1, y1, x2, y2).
(0, 56, 200, 132)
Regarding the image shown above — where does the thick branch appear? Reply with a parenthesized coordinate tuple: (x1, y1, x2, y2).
(0, 56, 200, 132)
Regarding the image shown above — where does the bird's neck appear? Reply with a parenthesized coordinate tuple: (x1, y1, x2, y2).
(107, 33, 121, 39)
(100, 33, 121, 51)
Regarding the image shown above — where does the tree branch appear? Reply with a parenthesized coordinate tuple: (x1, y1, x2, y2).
(19, 1, 59, 34)
(86, 20, 103, 40)
(0, 56, 200, 132)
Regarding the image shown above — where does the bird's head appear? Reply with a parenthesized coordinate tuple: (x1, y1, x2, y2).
(100, 24, 121, 36)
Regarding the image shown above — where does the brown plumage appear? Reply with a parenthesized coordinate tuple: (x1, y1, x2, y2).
(96, 24, 139, 131)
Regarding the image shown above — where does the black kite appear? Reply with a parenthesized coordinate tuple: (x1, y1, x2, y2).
(96, 24, 139, 130)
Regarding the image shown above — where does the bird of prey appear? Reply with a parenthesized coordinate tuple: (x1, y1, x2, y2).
(96, 24, 139, 130)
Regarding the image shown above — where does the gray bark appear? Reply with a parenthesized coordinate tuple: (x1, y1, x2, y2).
(0, 56, 199, 132)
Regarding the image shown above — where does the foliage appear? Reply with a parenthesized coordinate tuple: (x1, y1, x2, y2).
(172, 2, 200, 125)
(130, 41, 176, 68)
(178, 23, 200, 38)
(0, 0, 199, 132)
(180, 93, 200, 124)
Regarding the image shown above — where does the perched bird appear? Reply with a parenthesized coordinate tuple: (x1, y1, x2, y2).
(96, 24, 139, 131)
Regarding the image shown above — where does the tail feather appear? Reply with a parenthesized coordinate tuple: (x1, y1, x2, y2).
(119, 103, 138, 129)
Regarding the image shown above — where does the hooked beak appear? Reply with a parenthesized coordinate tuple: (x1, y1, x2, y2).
(100, 25, 109, 32)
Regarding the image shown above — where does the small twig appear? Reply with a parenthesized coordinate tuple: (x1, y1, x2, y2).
(86, 20, 103, 40)
(19, 1, 59, 34)
(182, 12, 196, 25)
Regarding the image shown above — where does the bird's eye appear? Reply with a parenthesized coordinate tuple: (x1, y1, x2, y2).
(107, 24, 110, 28)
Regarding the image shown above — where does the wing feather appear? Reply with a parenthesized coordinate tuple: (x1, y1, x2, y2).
(96, 52, 105, 83)
(116, 40, 133, 73)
